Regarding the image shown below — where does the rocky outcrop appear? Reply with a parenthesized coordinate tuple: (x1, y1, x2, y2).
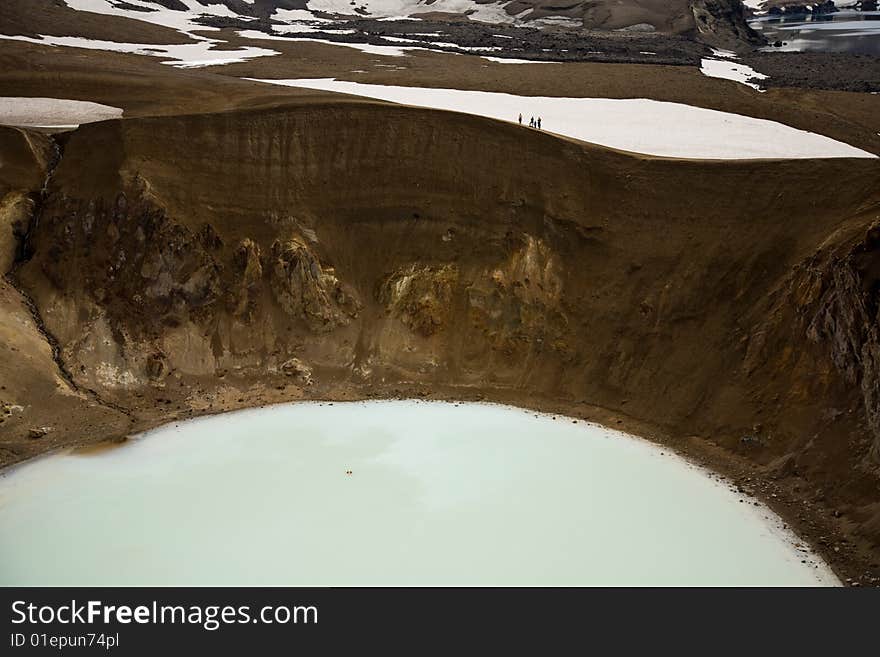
(377, 235, 570, 359)
(378, 264, 458, 337)
(0, 192, 33, 275)
(691, 0, 766, 50)
(18, 184, 367, 386)
(795, 223, 880, 461)
(149, 0, 189, 11)
(230, 238, 263, 321)
(741, 215, 880, 466)
(280, 356, 312, 384)
(269, 236, 360, 333)
(812, 1, 839, 13)
(33, 191, 224, 336)
(467, 235, 570, 358)
(138, 222, 224, 315)
(0, 128, 54, 275)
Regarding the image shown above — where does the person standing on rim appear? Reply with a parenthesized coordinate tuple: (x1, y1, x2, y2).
(537, 117, 542, 130)
(518, 113, 522, 125)
(529, 116, 535, 128)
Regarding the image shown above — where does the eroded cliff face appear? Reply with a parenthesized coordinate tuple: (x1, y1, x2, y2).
(18, 186, 363, 390)
(20, 177, 582, 398)
(0, 127, 132, 461)
(734, 212, 880, 548)
(0, 129, 52, 271)
(379, 263, 458, 338)
(2, 105, 880, 575)
(762, 221, 880, 462)
(10, 106, 878, 426)
(269, 235, 361, 333)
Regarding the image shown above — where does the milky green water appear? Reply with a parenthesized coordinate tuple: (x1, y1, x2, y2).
(0, 401, 836, 586)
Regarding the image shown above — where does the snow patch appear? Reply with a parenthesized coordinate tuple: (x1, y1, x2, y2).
(247, 78, 877, 160)
(700, 58, 768, 91)
(710, 48, 738, 59)
(0, 97, 123, 128)
(481, 56, 559, 64)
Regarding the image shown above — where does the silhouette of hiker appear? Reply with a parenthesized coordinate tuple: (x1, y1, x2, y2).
(537, 117, 542, 130)
(529, 116, 535, 128)
(518, 113, 522, 125)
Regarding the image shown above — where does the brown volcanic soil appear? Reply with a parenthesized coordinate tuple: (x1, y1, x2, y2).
(0, 34, 879, 585)
(0, 128, 132, 466)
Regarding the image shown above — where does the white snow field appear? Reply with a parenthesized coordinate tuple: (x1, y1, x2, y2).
(700, 58, 769, 91)
(0, 97, 123, 129)
(249, 78, 877, 160)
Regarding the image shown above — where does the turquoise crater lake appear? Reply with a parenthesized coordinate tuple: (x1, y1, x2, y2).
(0, 401, 836, 586)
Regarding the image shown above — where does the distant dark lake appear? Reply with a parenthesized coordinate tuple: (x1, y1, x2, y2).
(750, 11, 880, 55)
